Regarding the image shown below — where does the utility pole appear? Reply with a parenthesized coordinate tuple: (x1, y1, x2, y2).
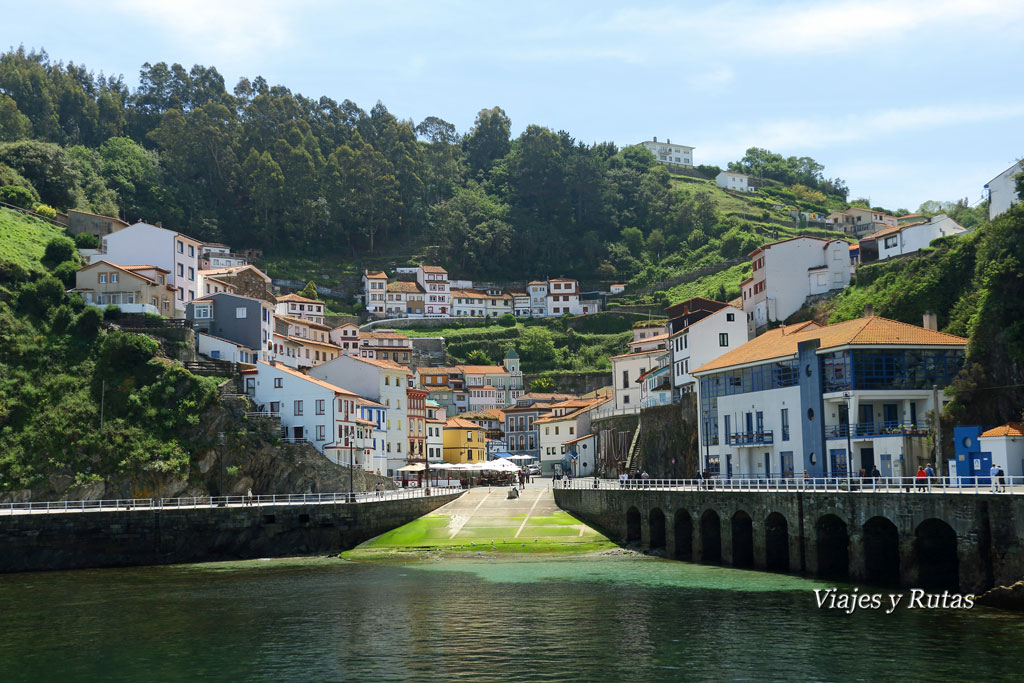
(933, 384, 942, 473)
(349, 444, 355, 503)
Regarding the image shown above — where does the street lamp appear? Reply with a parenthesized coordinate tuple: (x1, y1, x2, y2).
(843, 391, 853, 483)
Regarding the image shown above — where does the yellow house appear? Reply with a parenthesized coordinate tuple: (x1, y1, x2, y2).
(442, 417, 486, 463)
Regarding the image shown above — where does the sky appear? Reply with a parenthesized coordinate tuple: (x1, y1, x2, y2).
(4, 0, 1024, 210)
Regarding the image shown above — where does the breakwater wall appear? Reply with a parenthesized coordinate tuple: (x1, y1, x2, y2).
(555, 487, 1024, 593)
(0, 492, 461, 573)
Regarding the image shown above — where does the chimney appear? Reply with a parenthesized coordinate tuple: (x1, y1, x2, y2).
(864, 304, 875, 317)
(923, 310, 938, 331)
(652, 136, 657, 142)
(667, 138, 671, 144)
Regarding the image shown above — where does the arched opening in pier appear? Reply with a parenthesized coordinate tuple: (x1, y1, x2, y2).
(816, 514, 849, 580)
(765, 512, 789, 572)
(649, 508, 666, 550)
(914, 518, 958, 591)
(731, 510, 754, 568)
(626, 506, 642, 544)
(674, 510, 693, 561)
(863, 516, 900, 586)
(700, 509, 721, 564)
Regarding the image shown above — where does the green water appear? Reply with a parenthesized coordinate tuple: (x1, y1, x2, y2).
(1, 555, 1021, 681)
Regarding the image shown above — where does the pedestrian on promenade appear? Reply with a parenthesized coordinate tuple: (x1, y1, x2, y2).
(870, 465, 881, 491)
(374, 482, 381, 497)
(802, 469, 809, 491)
(990, 464, 1000, 492)
(915, 466, 927, 491)
(998, 465, 1007, 493)
(246, 488, 253, 506)
(696, 470, 703, 490)
(641, 470, 650, 489)
(925, 462, 936, 491)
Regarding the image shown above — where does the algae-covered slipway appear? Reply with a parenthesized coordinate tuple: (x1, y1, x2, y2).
(345, 486, 615, 557)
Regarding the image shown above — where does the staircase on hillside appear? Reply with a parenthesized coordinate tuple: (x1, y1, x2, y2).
(624, 421, 643, 476)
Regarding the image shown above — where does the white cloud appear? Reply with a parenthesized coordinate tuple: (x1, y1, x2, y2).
(698, 102, 1024, 161)
(108, 0, 302, 61)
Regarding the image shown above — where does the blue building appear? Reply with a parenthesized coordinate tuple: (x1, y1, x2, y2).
(693, 317, 967, 479)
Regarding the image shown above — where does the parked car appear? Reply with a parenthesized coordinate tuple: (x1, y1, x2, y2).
(527, 463, 541, 476)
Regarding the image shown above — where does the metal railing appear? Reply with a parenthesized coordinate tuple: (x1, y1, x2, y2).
(826, 421, 929, 438)
(1, 486, 463, 515)
(727, 430, 774, 446)
(552, 476, 1024, 494)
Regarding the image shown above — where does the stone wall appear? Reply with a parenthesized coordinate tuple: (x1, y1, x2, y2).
(0, 492, 462, 573)
(555, 487, 1024, 593)
(524, 371, 611, 396)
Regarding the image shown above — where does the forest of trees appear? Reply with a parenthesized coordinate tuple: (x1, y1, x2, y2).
(0, 48, 854, 281)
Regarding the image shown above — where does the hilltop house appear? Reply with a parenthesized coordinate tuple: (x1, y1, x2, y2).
(741, 237, 850, 337)
(716, 171, 755, 192)
(828, 208, 897, 237)
(275, 293, 325, 324)
(665, 298, 748, 398)
(986, 161, 1022, 220)
(74, 261, 174, 315)
(198, 264, 274, 303)
(640, 137, 694, 168)
(90, 222, 202, 315)
(186, 292, 274, 363)
(858, 214, 968, 263)
(66, 209, 129, 240)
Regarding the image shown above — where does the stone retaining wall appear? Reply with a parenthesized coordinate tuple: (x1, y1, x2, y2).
(0, 492, 462, 573)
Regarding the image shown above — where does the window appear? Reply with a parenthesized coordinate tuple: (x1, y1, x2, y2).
(316, 425, 325, 441)
(273, 377, 282, 388)
(188, 267, 194, 281)
(188, 244, 194, 257)
(236, 307, 247, 318)
(177, 240, 184, 253)
(727, 313, 735, 322)
(467, 432, 473, 441)
(622, 370, 629, 389)
(194, 305, 212, 319)
(177, 263, 184, 277)
(719, 333, 729, 347)
(98, 273, 107, 284)
(781, 408, 790, 441)
(316, 399, 325, 415)
(294, 400, 303, 415)
(270, 401, 280, 413)
(111, 273, 118, 283)
(884, 235, 898, 249)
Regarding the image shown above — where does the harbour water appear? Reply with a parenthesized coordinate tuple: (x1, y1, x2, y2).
(1, 555, 1021, 681)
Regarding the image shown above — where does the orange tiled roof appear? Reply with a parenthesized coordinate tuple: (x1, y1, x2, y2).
(694, 317, 967, 374)
(609, 348, 666, 360)
(420, 265, 448, 274)
(277, 293, 321, 304)
(278, 314, 331, 330)
(981, 423, 1024, 438)
(349, 355, 413, 373)
(365, 270, 387, 278)
(461, 365, 508, 374)
(445, 416, 483, 430)
(387, 281, 425, 293)
(248, 360, 358, 396)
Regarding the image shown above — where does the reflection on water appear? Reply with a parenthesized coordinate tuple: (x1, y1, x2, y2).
(0, 555, 1021, 682)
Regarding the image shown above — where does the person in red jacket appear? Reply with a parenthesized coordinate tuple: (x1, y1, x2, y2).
(915, 466, 927, 491)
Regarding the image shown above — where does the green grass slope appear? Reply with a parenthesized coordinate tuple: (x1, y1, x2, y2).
(0, 208, 66, 273)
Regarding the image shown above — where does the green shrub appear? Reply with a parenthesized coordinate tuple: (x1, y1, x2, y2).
(50, 304, 73, 335)
(72, 306, 103, 339)
(16, 275, 64, 317)
(498, 313, 516, 327)
(42, 236, 77, 268)
(0, 184, 35, 208)
(52, 260, 78, 288)
(33, 204, 56, 219)
(73, 233, 99, 249)
(103, 305, 121, 320)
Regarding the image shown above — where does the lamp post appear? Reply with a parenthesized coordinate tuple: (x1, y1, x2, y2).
(843, 391, 853, 483)
(424, 441, 431, 496)
(349, 443, 355, 503)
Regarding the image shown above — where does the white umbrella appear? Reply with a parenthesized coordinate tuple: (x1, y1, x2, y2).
(504, 454, 535, 461)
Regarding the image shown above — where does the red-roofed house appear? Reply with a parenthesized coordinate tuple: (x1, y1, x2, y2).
(979, 423, 1024, 478)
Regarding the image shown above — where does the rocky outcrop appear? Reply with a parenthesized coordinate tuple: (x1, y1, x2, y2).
(0, 380, 395, 503)
(975, 581, 1024, 611)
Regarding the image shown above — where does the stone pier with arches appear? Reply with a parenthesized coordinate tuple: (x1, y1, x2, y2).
(554, 488, 1024, 593)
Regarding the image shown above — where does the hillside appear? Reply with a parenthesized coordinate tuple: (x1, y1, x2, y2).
(0, 208, 66, 273)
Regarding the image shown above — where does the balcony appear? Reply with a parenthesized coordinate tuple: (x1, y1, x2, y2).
(727, 431, 774, 446)
(826, 421, 929, 439)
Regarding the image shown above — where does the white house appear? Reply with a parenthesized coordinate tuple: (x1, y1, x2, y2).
(425, 399, 445, 463)
(978, 423, 1024, 478)
(451, 288, 488, 317)
(527, 281, 548, 317)
(416, 265, 450, 317)
(330, 322, 361, 353)
(640, 137, 694, 168)
(741, 237, 850, 337)
(692, 316, 967, 480)
(665, 299, 747, 397)
(716, 171, 755, 192)
(986, 161, 1022, 221)
(91, 223, 202, 316)
(827, 208, 897, 237)
(362, 270, 389, 318)
(610, 284, 626, 295)
(197, 331, 259, 363)
(275, 293, 325, 325)
(862, 214, 968, 263)
(546, 278, 582, 316)
(610, 348, 663, 413)
(511, 291, 531, 317)
(536, 398, 608, 474)
(357, 398, 389, 474)
(309, 354, 413, 476)
(242, 361, 362, 459)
